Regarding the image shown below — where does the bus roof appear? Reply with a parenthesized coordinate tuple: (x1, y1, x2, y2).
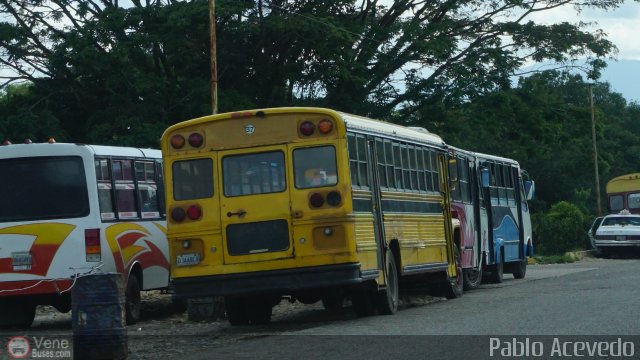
(606, 173, 640, 193)
(339, 112, 445, 146)
(162, 107, 445, 147)
(0, 143, 161, 159)
(449, 146, 520, 167)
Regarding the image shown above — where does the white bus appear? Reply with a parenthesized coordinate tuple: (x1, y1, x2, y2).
(0, 142, 169, 327)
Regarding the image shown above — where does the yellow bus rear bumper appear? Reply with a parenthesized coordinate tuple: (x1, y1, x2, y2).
(171, 263, 366, 298)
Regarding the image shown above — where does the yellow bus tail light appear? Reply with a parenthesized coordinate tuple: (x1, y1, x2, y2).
(309, 191, 342, 209)
(170, 134, 186, 149)
(299, 121, 315, 136)
(309, 193, 324, 208)
(188, 133, 204, 148)
(84, 228, 102, 262)
(171, 207, 186, 222)
(326, 191, 342, 206)
(318, 119, 333, 134)
(171, 205, 202, 222)
(186, 205, 202, 220)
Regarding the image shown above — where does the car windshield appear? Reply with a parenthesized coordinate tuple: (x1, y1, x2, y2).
(601, 216, 640, 226)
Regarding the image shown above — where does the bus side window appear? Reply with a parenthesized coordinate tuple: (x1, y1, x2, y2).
(113, 159, 138, 219)
(96, 158, 115, 221)
(136, 161, 160, 218)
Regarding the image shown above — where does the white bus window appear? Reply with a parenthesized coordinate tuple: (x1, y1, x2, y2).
(0, 156, 89, 222)
(113, 160, 137, 219)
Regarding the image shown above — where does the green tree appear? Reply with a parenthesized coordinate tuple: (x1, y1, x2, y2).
(0, 0, 631, 146)
(536, 201, 588, 255)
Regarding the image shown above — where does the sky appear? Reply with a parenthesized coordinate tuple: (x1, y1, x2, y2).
(529, 1, 640, 61)
(517, 1, 640, 102)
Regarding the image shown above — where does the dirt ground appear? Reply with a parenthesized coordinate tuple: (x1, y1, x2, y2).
(11, 290, 443, 359)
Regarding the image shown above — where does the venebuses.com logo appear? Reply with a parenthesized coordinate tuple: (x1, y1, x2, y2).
(5, 335, 71, 359)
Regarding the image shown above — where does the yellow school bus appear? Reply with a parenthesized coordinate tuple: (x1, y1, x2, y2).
(161, 107, 461, 324)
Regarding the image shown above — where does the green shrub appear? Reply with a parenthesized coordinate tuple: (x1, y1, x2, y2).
(535, 201, 588, 255)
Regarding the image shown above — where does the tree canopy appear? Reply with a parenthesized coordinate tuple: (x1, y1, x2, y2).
(1, 0, 638, 216)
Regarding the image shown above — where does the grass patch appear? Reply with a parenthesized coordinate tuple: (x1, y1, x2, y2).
(532, 254, 577, 264)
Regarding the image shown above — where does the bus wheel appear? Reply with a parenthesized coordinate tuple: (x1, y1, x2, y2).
(246, 299, 272, 325)
(443, 244, 463, 299)
(489, 249, 504, 284)
(377, 250, 399, 315)
(512, 259, 527, 279)
(321, 290, 345, 311)
(463, 266, 483, 290)
(125, 275, 142, 324)
(351, 283, 376, 317)
(0, 300, 36, 328)
(225, 297, 249, 326)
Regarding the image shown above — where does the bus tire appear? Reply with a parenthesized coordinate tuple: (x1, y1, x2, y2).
(321, 290, 345, 311)
(225, 297, 249, 326)
(443, 244, 463, 299)
(463, 266, 483, 290)
(377, 250, 399, 315)
(489, 249, 504, 284)
(512, 259, 527, 279)
(246, 299, 272, 325)
(125, 275, 142, 324)
(351, 283, 376, 317)
(0, 300, 36, 328)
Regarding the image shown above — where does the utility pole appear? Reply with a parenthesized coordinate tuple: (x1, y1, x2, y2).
(589, 82, 601, 215)
(209, 0, 218, 114)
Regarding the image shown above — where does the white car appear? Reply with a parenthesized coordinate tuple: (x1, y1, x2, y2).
(587, 216, 604, 250)
(594, 213, 640, 254)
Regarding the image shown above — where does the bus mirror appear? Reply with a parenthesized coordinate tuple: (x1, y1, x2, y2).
(448, 159, 458, 182)
(524, 180, 535, 200)
(481, 168, 490, 188)
(448, 159, 458, 190)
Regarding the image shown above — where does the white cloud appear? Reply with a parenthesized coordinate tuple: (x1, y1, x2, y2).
(527, 1, 640, 60)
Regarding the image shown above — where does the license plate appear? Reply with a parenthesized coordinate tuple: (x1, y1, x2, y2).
(616, 235, 626, 241)
(12, 252, 32, 271)
(176, 253, 201, 266)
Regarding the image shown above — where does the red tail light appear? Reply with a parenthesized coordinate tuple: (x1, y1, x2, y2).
(171, 134, 186, 149)
(300, 121, 315, 136)
(186, 205, 202, 220)
(309, 193, 325, 208)
(171, 207, 186, 222)
(188, 133, 204, 148)
(85, 228, 101, 262)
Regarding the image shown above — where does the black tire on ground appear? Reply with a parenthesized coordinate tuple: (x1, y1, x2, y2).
(488, 249, 504, 284)
(0, 300, 36, 328)
(246, 299, 272, 325)
(377, 249, 399, 315)
(125, 275, 142, 324)
(351, 283, 377, 317)
(512, 259, 527, 279)
(443, 244, 463, 299)
(321, 291, 345, 311)
(225, 297, 249, 326)
(463, 265, 483, 290)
